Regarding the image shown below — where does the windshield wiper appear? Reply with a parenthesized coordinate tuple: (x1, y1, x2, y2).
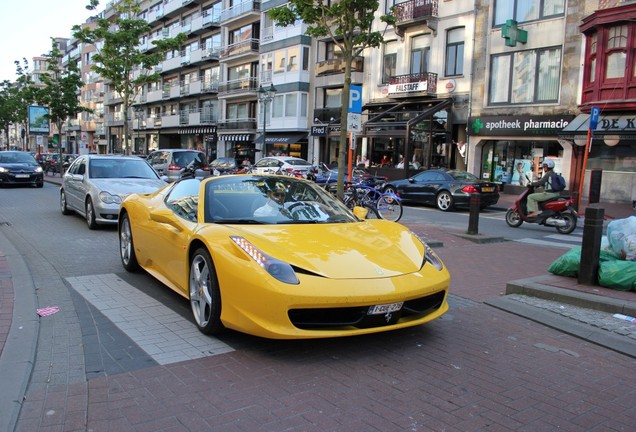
(213, 218, 266, 225)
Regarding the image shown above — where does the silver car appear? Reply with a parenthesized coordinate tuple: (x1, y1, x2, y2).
(60, 155, 166, 229)
(146, 149, 208, 182)
(251, 156, 314, 177)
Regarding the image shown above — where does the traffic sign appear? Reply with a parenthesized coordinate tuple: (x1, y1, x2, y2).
(348, 85, 362, 113)
(347, 112, 362, 132)
(590, 106, 600, 130)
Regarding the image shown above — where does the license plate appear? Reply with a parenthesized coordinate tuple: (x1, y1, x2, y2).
(368, 301, 403, 315)
(15, 174, 30, 178)
(482, 187, 494, 192)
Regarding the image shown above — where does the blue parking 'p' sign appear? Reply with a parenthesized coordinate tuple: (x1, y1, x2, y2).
(590, 106, 600, 130)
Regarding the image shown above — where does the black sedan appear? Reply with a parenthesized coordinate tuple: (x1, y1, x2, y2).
(382, 169, 499, 211)
(0, 151, 44, 188)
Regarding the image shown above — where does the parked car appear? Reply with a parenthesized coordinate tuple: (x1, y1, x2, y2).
(0, 150, 44, 188)
(60, 154, 166, 229)
(117, 174, 449, 338)
(251, 156, 314, 177)
(146, 149, 208, 182)
(209, 157, 239, 175)
(382, 169, 500, 211)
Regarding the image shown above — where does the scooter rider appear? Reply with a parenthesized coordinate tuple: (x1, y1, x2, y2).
(526, 159, 560, 218)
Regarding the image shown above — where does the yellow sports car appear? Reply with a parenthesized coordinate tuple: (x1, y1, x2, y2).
(118, 174, 450, 339)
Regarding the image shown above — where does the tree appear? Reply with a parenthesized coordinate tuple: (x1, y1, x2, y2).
(3, 60, 40, 150)
(0, 81, 20, 148)
(73, 0, 186, 154)
(37, 39, 90, 173)
(269, 1, 395, 198)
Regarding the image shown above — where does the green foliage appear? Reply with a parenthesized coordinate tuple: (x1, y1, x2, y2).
(269, 0, 396, 197)
(73, 0, 186, 152)
(0, 60, 40, 147)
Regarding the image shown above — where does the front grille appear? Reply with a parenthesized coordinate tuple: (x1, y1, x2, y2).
(288, 291, 446, 330)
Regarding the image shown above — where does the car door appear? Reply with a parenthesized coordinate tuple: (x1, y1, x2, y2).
(145, 179, 200, 295)
(64, 157, 86, 212)
(403, 171, 444, 204)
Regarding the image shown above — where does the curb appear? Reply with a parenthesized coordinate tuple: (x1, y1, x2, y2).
(0, 231, 39, 432)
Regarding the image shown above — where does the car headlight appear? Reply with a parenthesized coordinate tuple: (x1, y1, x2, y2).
(411, 231, 444, 271)
(0, 167, 7, 173)
(35, 166, 43, 173)
(231, 236, 299, 284)
(98, 191, 122, 204)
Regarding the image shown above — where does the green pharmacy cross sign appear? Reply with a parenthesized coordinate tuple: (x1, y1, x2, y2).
(501, 20, 527, 47)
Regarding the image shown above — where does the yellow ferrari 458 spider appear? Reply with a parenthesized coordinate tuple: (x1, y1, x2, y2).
(118, 174, 449, 339)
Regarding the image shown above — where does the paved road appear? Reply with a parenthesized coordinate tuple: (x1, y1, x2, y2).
(1, 182, 635, 431)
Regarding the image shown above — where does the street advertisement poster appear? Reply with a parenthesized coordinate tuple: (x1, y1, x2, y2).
(28, 106, 50, 135)
(511, 159, 533, 186)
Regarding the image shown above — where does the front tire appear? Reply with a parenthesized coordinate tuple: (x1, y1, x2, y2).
(436, 191, 454, 211)
(505, 209, 523, 227)
(86, 197, 97, 230)
(556, 213, 577, 234)
(119, 213, 139, 272)
(189, 248, 223, 335)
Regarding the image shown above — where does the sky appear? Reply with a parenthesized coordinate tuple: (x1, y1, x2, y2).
(0, 0, 96, 83)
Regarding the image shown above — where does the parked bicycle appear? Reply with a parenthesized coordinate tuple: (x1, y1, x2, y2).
(342, 181, 403, 222)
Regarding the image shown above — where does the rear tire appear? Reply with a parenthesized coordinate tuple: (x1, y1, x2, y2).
(505, 209, 523, 227)
(556, 213, 577, 234)
(376, 195, 403, 222)
(436, 191, 454, 211)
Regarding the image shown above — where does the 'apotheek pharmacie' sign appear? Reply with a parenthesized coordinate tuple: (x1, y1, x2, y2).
(469, 115, 574, 136)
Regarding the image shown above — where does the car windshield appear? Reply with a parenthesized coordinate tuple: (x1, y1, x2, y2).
(90, 158, 160, 179)
(173, 151, 203, 168)
(449, 171, 479, 182)
(204, 175, 358, 224)
(0, 152, 36, 164)
(210, 158, 236, 168)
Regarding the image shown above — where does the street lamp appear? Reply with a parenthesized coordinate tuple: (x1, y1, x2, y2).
(258, 84, 277, 153)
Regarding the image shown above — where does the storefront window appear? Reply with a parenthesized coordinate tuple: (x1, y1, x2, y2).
(480, 140, 563, 185)
(587, 140, 636, 172)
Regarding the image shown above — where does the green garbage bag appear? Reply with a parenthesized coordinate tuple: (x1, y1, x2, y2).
(548, 247, 581, 277)
(598, 259, 636, 291)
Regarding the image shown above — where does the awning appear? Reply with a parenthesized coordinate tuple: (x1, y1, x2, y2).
(253, 132, 307, 145)
(178, 126, 217, 135)
(561, 113, 636, 137)
(219, 134, 251, 141)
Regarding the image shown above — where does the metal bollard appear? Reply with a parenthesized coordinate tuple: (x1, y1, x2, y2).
(467, 193, 480, 235)
(578, 207, 604, 285)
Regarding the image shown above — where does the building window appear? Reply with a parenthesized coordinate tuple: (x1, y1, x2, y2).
(324, 88, 341, 107)
(489, 46, 562, 105)
(494, 0, 565, 26)
(445, 27, 464, 76)
(410, 35, 430, 75)
(587, 32, 597, 83)
(383, 41, 398, 84)
(606, 25, 628, 79)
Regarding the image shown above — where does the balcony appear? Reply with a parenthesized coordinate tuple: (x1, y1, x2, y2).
(217, 118, 257, 130)
(219, 39, 259, 61)
(202, 79, 219, 93)
(220, 1, 260, 26)
(387, 72, 438, 97)
(218, 77, 258, 96)
(315, 57, 364, 76)
(393, 0, 438, 34)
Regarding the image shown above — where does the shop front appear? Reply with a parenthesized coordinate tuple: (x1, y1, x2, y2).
(561, 113, 636, 203)
(253, 132, 308, 160)
(467, 114, 575, 194)
(361, 98, 454, 179)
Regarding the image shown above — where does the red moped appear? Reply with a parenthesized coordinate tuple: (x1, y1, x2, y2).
(505, 185, 578, 234)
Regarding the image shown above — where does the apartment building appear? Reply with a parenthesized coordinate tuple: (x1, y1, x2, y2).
(468, 0, 592, 196)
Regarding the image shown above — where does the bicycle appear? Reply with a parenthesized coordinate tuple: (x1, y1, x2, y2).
(342, 181, 403, 222)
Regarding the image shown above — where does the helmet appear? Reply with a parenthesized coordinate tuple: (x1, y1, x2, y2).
(542, 159, 555, 169)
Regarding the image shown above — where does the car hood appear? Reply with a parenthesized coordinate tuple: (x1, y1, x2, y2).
(219, 220, 428, 279)
(0, 163, 39, 171)
(90, 178, 166, 195)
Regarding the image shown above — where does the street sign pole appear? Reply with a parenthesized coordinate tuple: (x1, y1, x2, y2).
(577, 106, 600, 211)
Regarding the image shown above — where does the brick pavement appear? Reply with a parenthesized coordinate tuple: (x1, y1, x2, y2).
(1, 178, 636, 431)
